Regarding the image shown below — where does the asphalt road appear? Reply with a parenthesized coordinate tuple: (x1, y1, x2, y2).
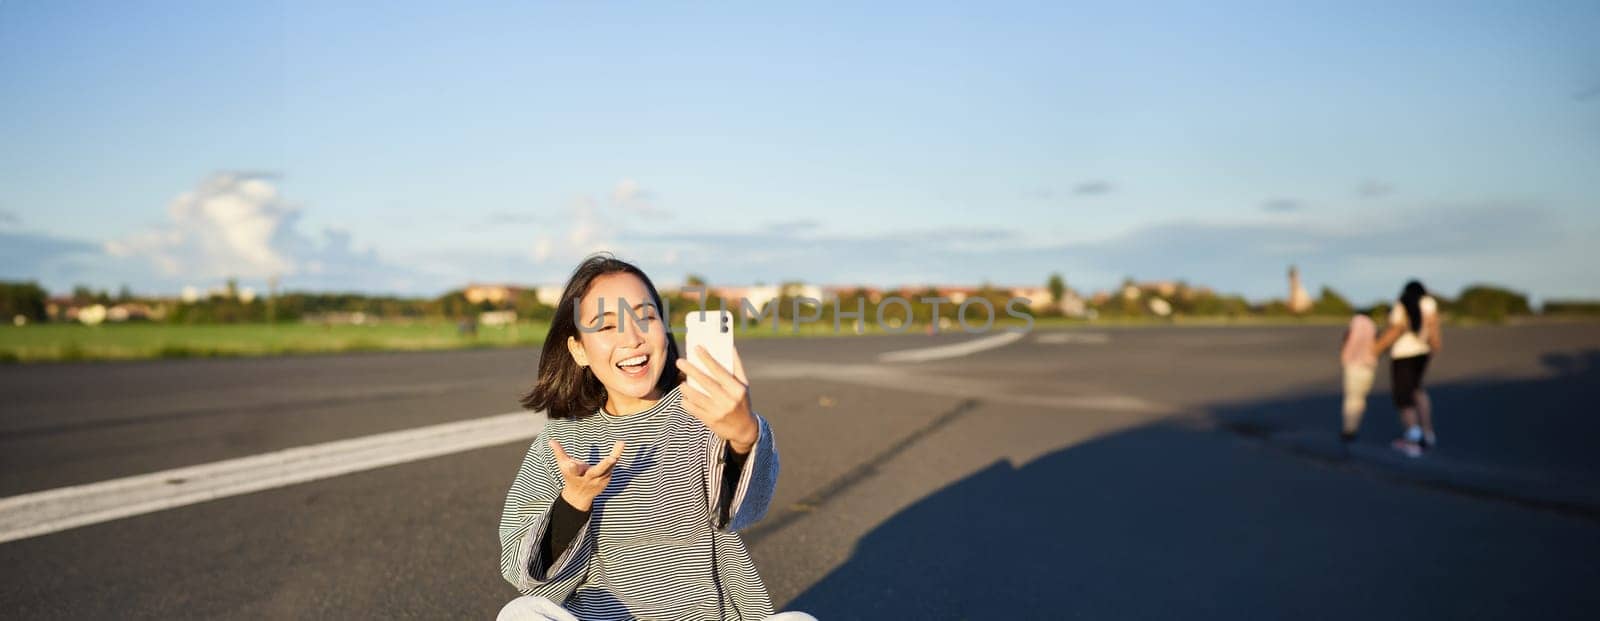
(3, 324, 1599, 619)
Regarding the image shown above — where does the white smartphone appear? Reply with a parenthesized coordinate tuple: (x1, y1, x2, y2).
(683, 310, 736, 393)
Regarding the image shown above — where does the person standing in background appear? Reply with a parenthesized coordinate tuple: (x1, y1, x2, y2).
(1374, 281, 1443, 457)
(1339, 311, 1378, 448)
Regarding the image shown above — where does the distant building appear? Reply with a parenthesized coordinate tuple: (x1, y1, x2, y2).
(1009, 286, 1054, 310)
(463, 283, 525, 306)
(1141, 280, 1179, 298)
(535, 285, 562, 307)
(106, 303, 163, 322)
(926, 286, 979, 303)
(821, 285, 886, 303)
(678, 285, 772, 311)
(1058, 291, 1088, 317)
(302, 311, 372, 325)
(1288, 266, 1312, 314)
(782, 283, 824, 303)
(479, 310, 518, 326)
(664, 281, 1078, 316)
(716, 286, 778, 310)
(77, 304, 107, 325)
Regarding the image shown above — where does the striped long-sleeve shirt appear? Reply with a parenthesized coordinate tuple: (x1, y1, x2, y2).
(498, 383, 780, 620)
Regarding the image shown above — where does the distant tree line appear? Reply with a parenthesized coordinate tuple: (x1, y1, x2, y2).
(1045, 279, 1555, 324)
(0, 281, 49, 321)
(0, 280, 556, 324)
(1541, 300, 1600, 316)
(0, 278, 1590, 325)
(167, 288, 557, 324)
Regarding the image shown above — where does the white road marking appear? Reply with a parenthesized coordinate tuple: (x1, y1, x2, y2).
(757, 362, 1172, 414)
(0, 411, 545, 544)
(877, 332, 1024, 363)
(1035, 332, 1110, 344)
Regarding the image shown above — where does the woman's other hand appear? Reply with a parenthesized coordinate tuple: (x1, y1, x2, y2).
(676, 345, 759, 454)
(550, 439, 624, 511)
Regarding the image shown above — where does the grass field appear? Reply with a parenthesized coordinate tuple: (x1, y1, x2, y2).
(0, 314, 1390, 363)
(0, 322, 550, 363)
(0, 319, 938, 362)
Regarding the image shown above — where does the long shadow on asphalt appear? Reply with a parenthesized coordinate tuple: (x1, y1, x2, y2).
(1216, 349, 1600, 482)
(783, 350, 1600, 620)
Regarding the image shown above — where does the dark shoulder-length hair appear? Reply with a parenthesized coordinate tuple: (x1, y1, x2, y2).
(520, 253, 681, 419)
(1399, 280, 1427, 335)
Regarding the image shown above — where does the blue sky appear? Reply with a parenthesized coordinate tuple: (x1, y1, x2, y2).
(2, 1, 1597, 304)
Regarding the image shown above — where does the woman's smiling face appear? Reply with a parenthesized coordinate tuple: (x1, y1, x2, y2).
(567, 272, 670, 413)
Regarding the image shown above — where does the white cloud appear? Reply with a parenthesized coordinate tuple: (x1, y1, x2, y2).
(530, 180, 672, 269)
(609, 178, 666, 217)
(531, 237, 554, 264)
(105, 173, 297, 279)
(530, 198, 610, 270)
(102, 173, 421, 293)
(612, 179, 643, 203)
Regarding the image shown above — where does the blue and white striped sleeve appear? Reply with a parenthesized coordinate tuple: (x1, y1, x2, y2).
(706, 412, 779, 532)
(498, 433, 593, 596)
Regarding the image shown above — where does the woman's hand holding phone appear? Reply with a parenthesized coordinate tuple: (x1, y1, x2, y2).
(676, 345, 759, 455)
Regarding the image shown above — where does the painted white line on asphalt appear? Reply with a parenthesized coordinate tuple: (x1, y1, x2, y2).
(877, 332, 1024, 363)
(1035, 332, 1110, 345)
(757, 362, 1172, 414)
(0, 411, 545, 544)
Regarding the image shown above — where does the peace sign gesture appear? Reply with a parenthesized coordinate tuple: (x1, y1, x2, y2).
(549, 439, 624, 512)
(675, 345, 760, 454)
